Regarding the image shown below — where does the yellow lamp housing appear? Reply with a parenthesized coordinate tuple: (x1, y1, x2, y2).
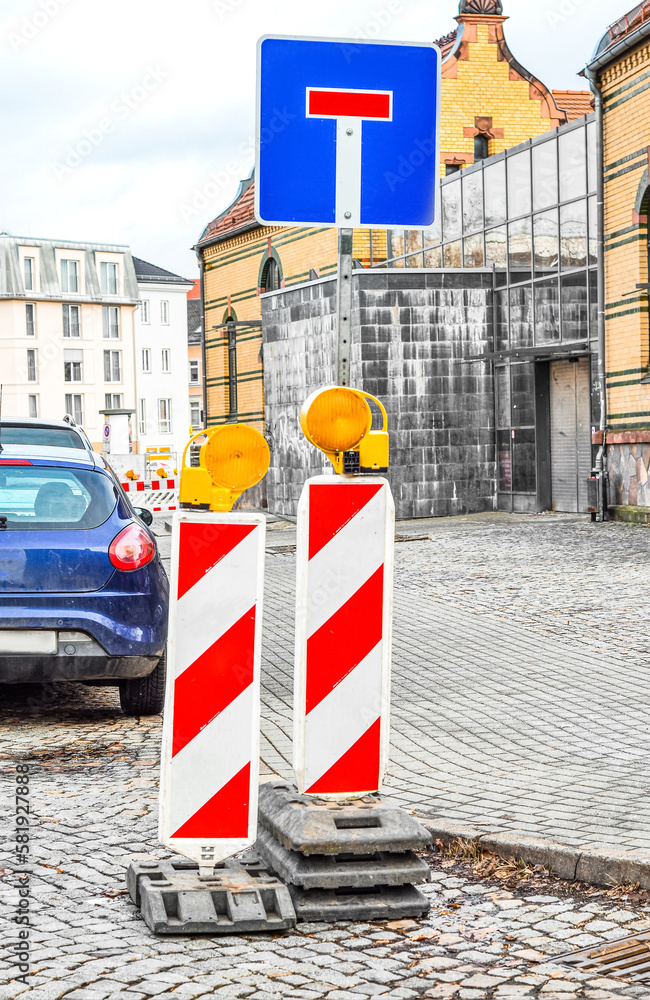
(179, 424, 271, 512)
(300, 386, 389, 476)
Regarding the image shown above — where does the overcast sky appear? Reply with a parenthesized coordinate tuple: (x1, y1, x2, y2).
(0, 0, 617, 278)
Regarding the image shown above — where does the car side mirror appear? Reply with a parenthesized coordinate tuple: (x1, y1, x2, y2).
(133, 506, 154, 527)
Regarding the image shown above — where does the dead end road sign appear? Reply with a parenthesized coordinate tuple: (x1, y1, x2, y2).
(256, 35, 441, 229)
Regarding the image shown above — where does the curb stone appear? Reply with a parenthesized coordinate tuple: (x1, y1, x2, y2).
(417, 818, 650, 889)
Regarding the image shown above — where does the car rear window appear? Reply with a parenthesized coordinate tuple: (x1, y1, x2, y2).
(0, 467, 117, 530)
(1, 426, 85, 449)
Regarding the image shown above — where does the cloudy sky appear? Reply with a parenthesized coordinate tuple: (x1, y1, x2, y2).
(0, 0, 617, 277)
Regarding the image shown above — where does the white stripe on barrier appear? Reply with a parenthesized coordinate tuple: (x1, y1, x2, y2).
(303, 640, 383, 791)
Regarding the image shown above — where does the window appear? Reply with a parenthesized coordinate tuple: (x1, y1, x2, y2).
(64, 393, 83, 425)
(161, 348, 171, 372)
(160, 300, 169, 324)
(103, 350, 121, 382)
(24, 257, 34, 291)
(63, 304, 80, 338)
(102, 305, 120, 339)
(100, 261, 118, 294)
(28, 395, 38, 418)
(262, 257, 280, 292)
(0, 466, 117, 531)
(445, 164, 461, 176)
(141, 348, 152, 373)
(140, 299, 150, 324)
(189, 359, 200, 384)
(138, 399, 147, 435)
(27, 349, 37, 382)
(158, 398, 172, 434)
(61, 259, 79, 293)
(64, 349, 83, 383)
(105, 393, 122, 409)
(25, 303, 35, 337)
(474, 134, 489, 163)
(190, 400, 201, 429)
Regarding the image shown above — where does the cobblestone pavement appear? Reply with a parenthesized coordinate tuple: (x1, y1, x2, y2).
(3, 512, 650, 998)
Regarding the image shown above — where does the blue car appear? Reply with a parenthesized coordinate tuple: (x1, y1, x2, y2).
(0, 423, 169, 715)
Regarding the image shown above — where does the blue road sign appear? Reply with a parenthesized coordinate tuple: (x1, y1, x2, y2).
(256, 36, 440, 230)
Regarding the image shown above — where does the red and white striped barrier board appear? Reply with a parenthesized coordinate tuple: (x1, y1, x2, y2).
(121, 478, 177, 492)
(294, 476, 395, 798)
(159, 511, 266, 867)
(121, 480, 178, 513)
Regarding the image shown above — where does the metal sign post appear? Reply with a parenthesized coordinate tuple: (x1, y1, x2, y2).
(337, 229, 353, 388)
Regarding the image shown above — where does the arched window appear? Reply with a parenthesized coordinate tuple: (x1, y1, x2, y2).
(474, 133, 490, 163)
(258, 250, 283, 293)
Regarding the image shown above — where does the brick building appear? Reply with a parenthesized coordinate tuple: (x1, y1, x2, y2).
(196, 0, 592, 439)
(585, 3, 650, 515)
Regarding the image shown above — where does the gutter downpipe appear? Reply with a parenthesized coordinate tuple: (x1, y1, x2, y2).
(583, 64, 607, 521)
(198, 250, 207, 430)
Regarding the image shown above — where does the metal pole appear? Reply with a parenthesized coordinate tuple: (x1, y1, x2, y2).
(337, 229, 353, 388)
(227, 320, 238, 421)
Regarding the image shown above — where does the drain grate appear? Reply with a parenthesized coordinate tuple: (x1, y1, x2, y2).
(556, 932, 650, 982)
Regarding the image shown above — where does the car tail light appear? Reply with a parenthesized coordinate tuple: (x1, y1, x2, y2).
(109, 523, 155, 572)
(0, 460, 32, 465)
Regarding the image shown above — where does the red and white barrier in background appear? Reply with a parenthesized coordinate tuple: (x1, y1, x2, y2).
(121, 479, 178, 513)
(159, 512, 266, 867)
(293, 477, 395, 798)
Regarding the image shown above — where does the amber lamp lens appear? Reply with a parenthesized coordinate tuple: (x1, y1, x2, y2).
(203, 425, 271, 490)
(305, 388, 370, 453)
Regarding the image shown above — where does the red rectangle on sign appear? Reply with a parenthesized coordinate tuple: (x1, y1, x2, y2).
(308, 89, 392, 120)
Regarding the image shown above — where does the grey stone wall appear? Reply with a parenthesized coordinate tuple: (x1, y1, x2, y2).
(262, 270, 496, 520)
(607, 441, 650, 508)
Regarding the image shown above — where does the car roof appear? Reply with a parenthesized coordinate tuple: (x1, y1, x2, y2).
(0, 443, 100, 468)
(1, 417, 80, 429)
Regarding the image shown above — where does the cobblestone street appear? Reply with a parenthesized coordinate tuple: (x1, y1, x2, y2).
(3, 511, 650, 999)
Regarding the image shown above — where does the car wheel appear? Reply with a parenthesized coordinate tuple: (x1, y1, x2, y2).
(119, 651, 166, 716)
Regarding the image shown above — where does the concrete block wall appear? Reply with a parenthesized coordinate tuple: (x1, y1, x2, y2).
(262, 269, 496, 520)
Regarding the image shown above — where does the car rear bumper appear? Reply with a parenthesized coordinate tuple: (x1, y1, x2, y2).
(0, 651, 160, 684)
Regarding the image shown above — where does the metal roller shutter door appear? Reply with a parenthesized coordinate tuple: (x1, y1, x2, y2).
(550, 358, 591, 513)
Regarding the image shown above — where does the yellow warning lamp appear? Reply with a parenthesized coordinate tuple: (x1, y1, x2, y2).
(300, 386, 389, 476)
(179, 424, 271, 512)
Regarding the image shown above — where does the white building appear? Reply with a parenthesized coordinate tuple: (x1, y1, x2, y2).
(132, 258, 194, 469)
(0, 233, 140, 451)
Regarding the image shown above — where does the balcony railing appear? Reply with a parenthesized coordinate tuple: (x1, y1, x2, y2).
(606, 1, 650, 48)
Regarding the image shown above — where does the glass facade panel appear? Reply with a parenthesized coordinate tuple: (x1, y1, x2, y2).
(534, 210, 559, 274)
(535, 278, 560, 344)
(509, 286, 533, 349)
(463, 234, 484, 267)
(513, 428, 536, 492)
(496, 367, 511, 427)
(507, 150, 531, 218)
(442, 181, 461, 240)
(495, 290, 509, 351)
(424, 245, 441, 268)
(561, 271, 589, 341)
(508, 218, 532, 282)
(587, 120, 597, 193)
(512, 363, 535, 426)
(498, 430, 512, 492)
(462, 170, 483, 233)
(405, 230, 423, 257)
(423, 215, 441, 246)
(589, 268, 598, 338)
(559, 127, 587, 202)
(561, 201, 588, 269)
(532, 139, 558, 211)
(486, 226, 507, 270)
(588, 196, 598, 265)
(484, 160, 507, 226)
(390, 231, 405, 260)
(443, 241, 462, 267)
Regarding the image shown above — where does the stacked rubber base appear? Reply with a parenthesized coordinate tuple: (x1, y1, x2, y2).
(126, 855, 296, 934)
(255, 781, 433, 921)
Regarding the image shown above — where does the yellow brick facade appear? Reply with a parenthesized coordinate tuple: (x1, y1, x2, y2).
(198, 3, 585, 431)
(598, 40, 650, 431)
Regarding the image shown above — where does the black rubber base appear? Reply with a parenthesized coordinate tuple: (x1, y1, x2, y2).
(289, 882, 431, 922)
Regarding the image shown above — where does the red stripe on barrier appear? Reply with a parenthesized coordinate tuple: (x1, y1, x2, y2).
(308, 89, 391, 120)
(172, 608, 256, 757)
(306, 565, 384, 713)
(136, 482, 144, 491)
(306, 718, 381, 795)
(308, 483, 383, 560)
(171, 762, 251, 838)
(177, 522, 257, 600)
